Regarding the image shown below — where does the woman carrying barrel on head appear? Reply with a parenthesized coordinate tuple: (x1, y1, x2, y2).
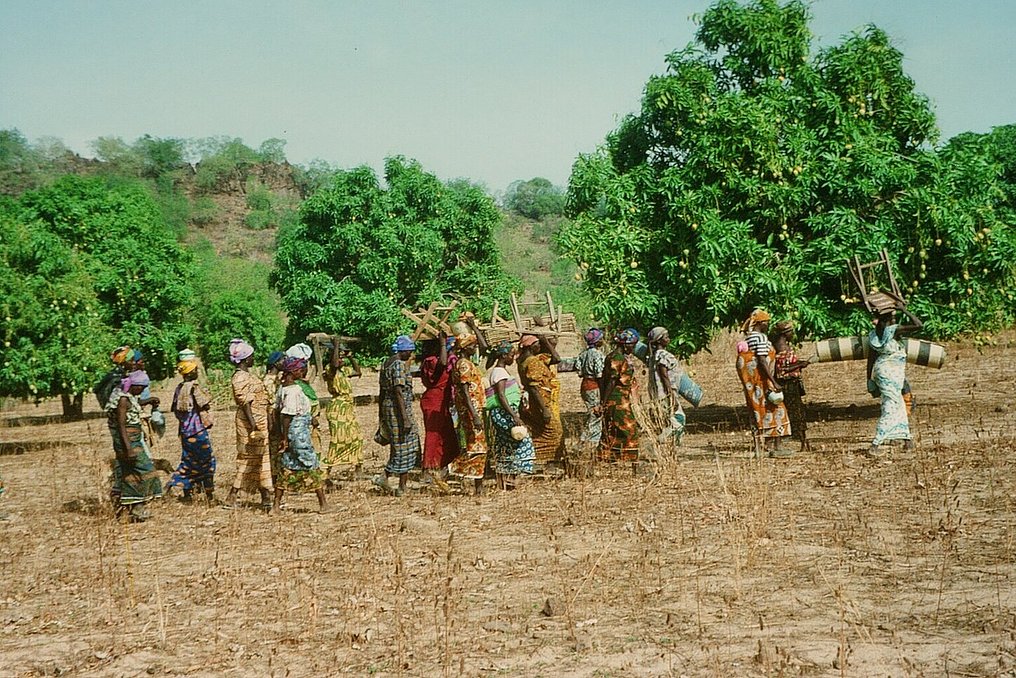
(866, 307, 922, 458)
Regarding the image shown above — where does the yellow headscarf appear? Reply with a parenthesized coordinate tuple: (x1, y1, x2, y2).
(740, 309, 771, 332)
(177, 359, 199, 375)
(111, 345, 132, 365)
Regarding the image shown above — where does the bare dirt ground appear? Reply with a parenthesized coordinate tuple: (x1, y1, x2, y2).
(1, 332, 1015, 677)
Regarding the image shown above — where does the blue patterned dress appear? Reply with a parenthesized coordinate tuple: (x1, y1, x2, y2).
(380, 358, 421, 474)
(869, 324, 910, 445)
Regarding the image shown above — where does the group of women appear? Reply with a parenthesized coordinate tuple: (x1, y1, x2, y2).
(735, 307, 919, 458)
(100, 305, 920, 520)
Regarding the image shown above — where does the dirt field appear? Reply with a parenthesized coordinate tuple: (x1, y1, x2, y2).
(1, 333, 1015, 677)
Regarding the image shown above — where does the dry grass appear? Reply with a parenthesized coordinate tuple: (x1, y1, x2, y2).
(1, 333, 1015, 676)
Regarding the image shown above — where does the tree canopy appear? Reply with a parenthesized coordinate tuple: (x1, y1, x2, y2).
(559, 0, 1016, 355)
(503, 177, 566, 220)
(273, 157, 519, 352)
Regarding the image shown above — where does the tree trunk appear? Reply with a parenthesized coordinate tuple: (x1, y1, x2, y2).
(61, 393, 84, 420)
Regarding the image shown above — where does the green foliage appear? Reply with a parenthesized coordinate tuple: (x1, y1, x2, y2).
(559, 0, 1015, 355)
(0, 128, 76, 195)
(192, 137, 286, 193)
(0, 212, 111, 401)
(292, 159, 341, 197)
(15, 175, 196, 377)
(190, 195, 218, 225)
(273, 157, 519, 352)
(503, 177, 567, 220)
(192, 243, 285, 369)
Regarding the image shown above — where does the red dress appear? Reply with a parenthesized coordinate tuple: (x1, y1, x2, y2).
(419, 355, 458, 470)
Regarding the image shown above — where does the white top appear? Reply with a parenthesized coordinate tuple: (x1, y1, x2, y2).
(487, 366, 511, 385)
(277, 383, 311, 416)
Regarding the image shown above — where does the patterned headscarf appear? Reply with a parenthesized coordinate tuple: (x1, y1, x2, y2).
(741, 309, 771, 332)
(454, 332, 478, 352)
(120, 370, 150, 392)
(648, 326, 668, 344)
(492, 340, 515, 357)
(177, 348, 197, 362)
(519, 334, 540, 349)
(615, 328, 640, 345)
(131, 349, 144, 364)
(280, 356, 307, 374)
(584, 328, 604, 347)
(267, 350, 285, 368)
(391, 335, 416, 353)
(177, 359, 199, 375)
(229, 339, 254, 364)
(110, 346, 132, 365)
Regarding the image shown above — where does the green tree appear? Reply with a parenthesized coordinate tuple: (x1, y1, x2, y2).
(503, 177, 567, 220)
(273, 157, 518, 352)
(16, 175, 197, 378)
(0, 211, 111, 416)
(559, 0, 1016, 355)
(192, 241, 285, 369)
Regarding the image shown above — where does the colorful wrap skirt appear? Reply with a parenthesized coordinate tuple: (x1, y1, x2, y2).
(488, 406, 535, 476)
(735, 350, 791, 439)
(233, 414, 273, 493)
(873, 357, 910, 445)
(381, 400, 421, 475)
(167, 429, 216, 492)
(110, 423, 163, 505)
(599, 390, 639, 463)
(324, 394, 364, 469)
(580, 378, 602, 444)
(279, 413, 326, 493)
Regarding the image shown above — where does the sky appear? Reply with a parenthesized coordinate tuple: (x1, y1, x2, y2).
(2, 0, 1014, 193)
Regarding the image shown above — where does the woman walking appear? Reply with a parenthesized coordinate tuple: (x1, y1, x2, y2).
(518, 334, 563, 467)
(599, 329, 642, 464)
(273, 357, 330, 512)
(646, 326, 688, 445)
(375, 335, 421, 497)
(323, 339, 364, 479)
(867, 307, 922, 457)
(485, 340, 535, 489)
(166, 355, 216, 502)
(419, 333, 458, 482)
(575, 328, 606, 444)
(107, 370, 163, 521)
(224, 339, 273, 510)
(735, 309, 791, 457)
(449, 331, 488, 495)
(771, 320, 809, 452)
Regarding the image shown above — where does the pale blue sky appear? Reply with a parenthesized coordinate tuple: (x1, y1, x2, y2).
(1, 1, 1014, 192)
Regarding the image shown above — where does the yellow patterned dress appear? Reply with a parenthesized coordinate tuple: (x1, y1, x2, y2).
(449, 357, 487, 479)
(230, 369, 274, 493)
(519, 353, 564, 464)
(323, 366, 363, 469)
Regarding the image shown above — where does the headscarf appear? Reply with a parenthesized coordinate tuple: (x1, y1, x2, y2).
(229, 338, 254, 364)
(584, 328, 604, 347)
(280, 356, 308, 374)
(454, 332, 478, 352)
(130, 349, 144, 364)
(110, 346, 132, 365)
(773, 320, 794, 336)
(120, 369, 150, 392)
(177, 359, 199, 375)
(391, 335, 415, 353)
(741, 309, 771, 332)
(285, 343, 313, 360)
(267, 350, 285, 368)
(615, 328, 640, 345)
(492, 340, 515, 357)
(519, 334, 540, 349)
(647, 326, 668, 344)
(177, 348, 197, 362)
